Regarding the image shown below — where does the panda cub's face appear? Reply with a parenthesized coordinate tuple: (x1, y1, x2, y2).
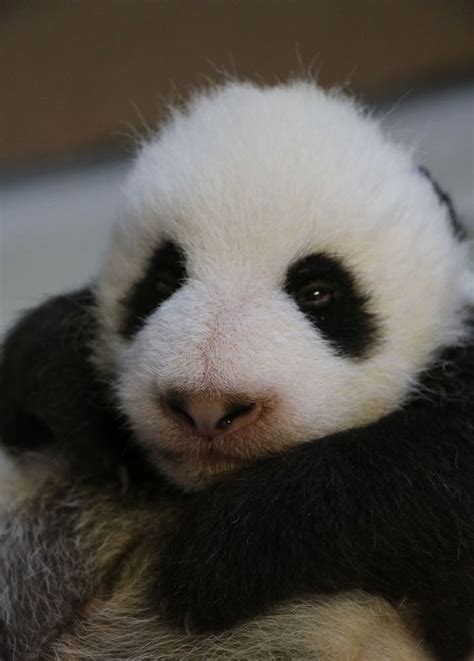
(95, 81, 473, 489)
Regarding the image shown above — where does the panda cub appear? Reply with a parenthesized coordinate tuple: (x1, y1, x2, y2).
(1, 81, 474, 660)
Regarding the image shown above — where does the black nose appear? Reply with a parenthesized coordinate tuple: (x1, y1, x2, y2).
(162, 392, 261, 438)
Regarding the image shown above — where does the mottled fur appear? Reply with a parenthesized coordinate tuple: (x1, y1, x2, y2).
(0, 453, 428, 661)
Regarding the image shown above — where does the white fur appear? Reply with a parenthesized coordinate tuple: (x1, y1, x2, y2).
(53, 594, 430, 661)
(94, 81, 473, 488)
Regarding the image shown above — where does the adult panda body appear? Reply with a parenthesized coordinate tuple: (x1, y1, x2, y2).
(1, 81, 473, 660)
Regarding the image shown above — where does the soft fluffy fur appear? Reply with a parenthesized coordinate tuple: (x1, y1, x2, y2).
(0, 451, 429, 661)
(0, 289, 430, 660)
(95, 81, 473, 488)
(1, 80, 474, 660)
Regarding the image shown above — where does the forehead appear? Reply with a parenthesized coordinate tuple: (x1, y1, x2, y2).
(110, 81, 461, 305)
(125, 82, 448, 282)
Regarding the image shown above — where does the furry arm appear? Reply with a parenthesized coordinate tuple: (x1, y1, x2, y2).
(0, 290, 152, 481)
(157, 343, 474, 661)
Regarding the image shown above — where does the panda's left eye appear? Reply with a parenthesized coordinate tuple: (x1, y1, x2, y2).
(284, 252, 380, 359)
(295, 281, 338, 310)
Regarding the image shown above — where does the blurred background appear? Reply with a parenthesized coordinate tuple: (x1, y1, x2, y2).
(1, 0, 473, 331)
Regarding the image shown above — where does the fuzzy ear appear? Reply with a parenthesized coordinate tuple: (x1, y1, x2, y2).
(418, 165, 466, 240)
(0, 289, 126, 473)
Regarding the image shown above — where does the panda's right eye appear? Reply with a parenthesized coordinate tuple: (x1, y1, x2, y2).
(295, 280, 339, 310)
(120, 241, 187, 339)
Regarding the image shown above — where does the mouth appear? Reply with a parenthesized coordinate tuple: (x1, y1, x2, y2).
(153, 441, 249, 468)
(155, 445, 246, 465)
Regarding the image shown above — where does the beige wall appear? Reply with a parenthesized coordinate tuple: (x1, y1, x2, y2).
(2, 0, 474, 165)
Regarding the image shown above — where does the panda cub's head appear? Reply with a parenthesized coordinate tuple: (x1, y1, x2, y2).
(94, 81, 473, 489)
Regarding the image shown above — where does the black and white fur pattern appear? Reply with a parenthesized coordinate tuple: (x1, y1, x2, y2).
(1, 80, 474, 660)
(0, 289, 427, 660)
(95, 81, 473, 489)
(0, 451, 429, 661)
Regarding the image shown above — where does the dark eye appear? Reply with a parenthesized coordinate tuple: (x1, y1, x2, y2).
(284, 252, 380, 359)
(295, 281, 338, 310)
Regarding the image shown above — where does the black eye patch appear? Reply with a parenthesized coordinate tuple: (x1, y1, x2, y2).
(120, 241, 187, 339)
(284, 253, 380, 359)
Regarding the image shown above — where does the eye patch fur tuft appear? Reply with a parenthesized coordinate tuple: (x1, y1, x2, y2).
(284, 253, 380, 359)
(120, 241, 187, 339)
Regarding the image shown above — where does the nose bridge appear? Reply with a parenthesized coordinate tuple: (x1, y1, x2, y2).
(154, 276, 281, 395)
(193, 285, 256, 382)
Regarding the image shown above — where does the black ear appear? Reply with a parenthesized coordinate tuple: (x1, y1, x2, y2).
(418, 165, 466, 240)
(0, 288, 127, 472)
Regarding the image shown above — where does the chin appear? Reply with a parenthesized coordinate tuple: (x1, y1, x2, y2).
(147, 438, 264, 490)
(157, 453, 250, 490)
(135, 420, 292, 489)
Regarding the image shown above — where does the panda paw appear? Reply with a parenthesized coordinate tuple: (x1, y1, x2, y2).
(159, 598, 199, 634)
(156, 531, 246, 631)
(155, 488, 279, 632)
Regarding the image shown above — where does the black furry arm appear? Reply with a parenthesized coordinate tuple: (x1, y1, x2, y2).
(0, 290, 113, 460)
(158, 345, 474, 659)
(0, 290, 150, 479)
